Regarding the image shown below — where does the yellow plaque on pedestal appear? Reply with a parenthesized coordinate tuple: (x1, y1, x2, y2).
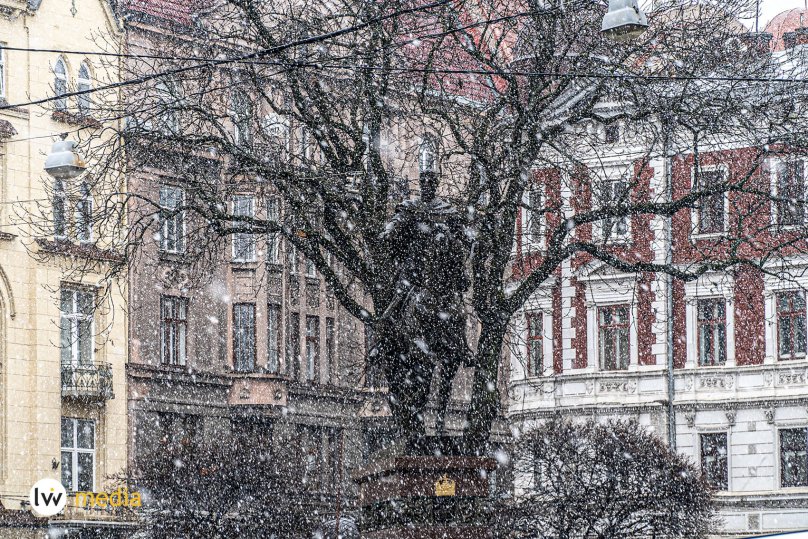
(434, 474, 456, 497)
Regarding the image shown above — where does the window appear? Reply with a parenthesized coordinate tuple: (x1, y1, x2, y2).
(231, 89, 251, 146)
(233, 304, 256, 372)
(522, 187, 543, 250)
(604, 124, 620, 144)
(305, 258, 317, 277)
(305, 316, 320, 382)
(232, 196, 256, 262)
(288, 242, 298, 274)
(697, 299, 727, 366)
(775, 160, 805, 227)
(297, 425, 339, 491)
(75, 182, 92, 243)
(781, 428, 808, 487)
(695, 169, 726, 234)
(419, 137, 437, 175)
(61, 418, 94, 492)
(598, 305, 629, 371)
(525, 312, 543, 376)
(161, 296, 187, 366)
(301, 126, 314, 160)
(598, 179, 629, 242)
(778, 291, 807, 360)
(160, 186, 185, 253)
(54, 57, 67, 111)
(158, 412, 198, 449)
(325, 317, 335, 384)
(60, 288, 94, 367)
(267, 198, 281, 263)
(154, 80, 179, 134)
(77, 62, 92, 116)
(0, 46, 5, 98)
(268, 303, 281, 373)
(53, 180, 66, 239)
(287, 312, 300, 378)
(700, 433, 728, 490)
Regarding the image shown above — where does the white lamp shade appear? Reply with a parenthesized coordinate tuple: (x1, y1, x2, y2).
(602, 0, 649, 42)
(44, 140, 87, 180)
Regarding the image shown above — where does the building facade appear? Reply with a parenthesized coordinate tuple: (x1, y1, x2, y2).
(121, 1, 394, 534)
(0, 0, 130, 537)
(509, 15, 808, 537)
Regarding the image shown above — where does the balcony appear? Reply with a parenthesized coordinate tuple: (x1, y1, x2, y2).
(61, 361, 114, 401)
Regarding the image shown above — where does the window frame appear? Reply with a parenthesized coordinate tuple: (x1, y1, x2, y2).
(232, 303, 256, 372)
(159, 185, 186, 254)
(692, 165, 729, 237)
(525, 312, 544, 377)
(305, 315, 320, 383)
(266, 197, 281, 264)
(770, 158, 808, 229)
(521, 185, 544, 252)
(160, 295, 188, 366)
(777, 290, 807, 361)
(595, 177, 632, 245)
(287, 312, 300, 378)
(61, 417, 95, 492)
(418, 136, 437, 175)
(77, 62, 92, 116)
(697, 298, 728, 367)
(780, 427, 808, 488)
(75, 181, 93, 244)
(231, 88, 252, 146)
(598, 304, 631, 371)
(0, 45, 6, 98)
(267, 303, 281, 373)
(53, 179, 67, 239)
(699, 432, 729, 491)
(60, 287, 94, 367)
(231, 195, 257, 262)
(53, 57, 68, 112)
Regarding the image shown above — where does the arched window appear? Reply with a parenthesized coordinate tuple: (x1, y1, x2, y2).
(77, 62, 92, 116)
(75, 182, 92, 243)
(54, 57, 68, 111)
(418, 137, 437, 175)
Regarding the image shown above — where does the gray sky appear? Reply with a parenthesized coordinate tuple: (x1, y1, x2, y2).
(745, 0, 807, 28)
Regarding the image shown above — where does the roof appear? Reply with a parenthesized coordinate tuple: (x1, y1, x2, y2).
(765, 8, 808, 51)
(124, 0, 199, 25)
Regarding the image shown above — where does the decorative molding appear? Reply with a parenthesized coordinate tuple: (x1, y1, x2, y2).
(764, 408, 775, 425)
(726, 409, 736, 427)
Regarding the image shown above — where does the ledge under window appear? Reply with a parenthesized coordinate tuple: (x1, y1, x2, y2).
(37, 238, 122, 262)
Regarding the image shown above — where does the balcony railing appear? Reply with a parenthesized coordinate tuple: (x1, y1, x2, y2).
(61, 361, 114, 401)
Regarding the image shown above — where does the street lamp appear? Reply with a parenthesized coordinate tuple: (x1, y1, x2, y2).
(44, 139, 86, 180)
(602, 0, 648, 42)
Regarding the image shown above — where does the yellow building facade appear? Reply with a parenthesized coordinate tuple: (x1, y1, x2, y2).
(0, 0, 129, 537)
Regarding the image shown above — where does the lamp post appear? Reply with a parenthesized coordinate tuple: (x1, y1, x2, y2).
(602, 0, 649, 42)
(44, 138, 86, 180)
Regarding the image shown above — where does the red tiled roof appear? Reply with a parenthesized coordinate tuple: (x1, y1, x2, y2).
(125, 0, 200, 25)
(765, 8, 808, 51)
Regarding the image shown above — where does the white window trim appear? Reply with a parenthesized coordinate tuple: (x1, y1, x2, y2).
(586, 300, 639, 373)
(160, 186, 185, 254)
(690, 164, 730, 238)
(61, 417, 96, 492)
(769, 157, 808, 230)
(776, 425, 808, 490)
(697, 429, 732, 492)
(53, 57, 68, 111)
(763, 260, 808, 364)
(513, 287, 554, 380)
(61, 288, 95, 366)
(77, 62, 92, 115)
(684, 273, 735, 368)
(592, 165, 633, 245)
(521, 184, 545, 253)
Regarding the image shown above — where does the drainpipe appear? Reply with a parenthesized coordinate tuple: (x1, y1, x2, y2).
(663, 117, 677, 450)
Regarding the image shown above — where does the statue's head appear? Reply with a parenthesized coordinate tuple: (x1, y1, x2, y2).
(419, 171, 438, 202)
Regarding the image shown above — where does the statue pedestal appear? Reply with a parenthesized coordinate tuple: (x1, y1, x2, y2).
(352, 456, 497, 539)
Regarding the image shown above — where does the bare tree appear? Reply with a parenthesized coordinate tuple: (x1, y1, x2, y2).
(21, 0, 808, 454)
(500, 418, 716, 539)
